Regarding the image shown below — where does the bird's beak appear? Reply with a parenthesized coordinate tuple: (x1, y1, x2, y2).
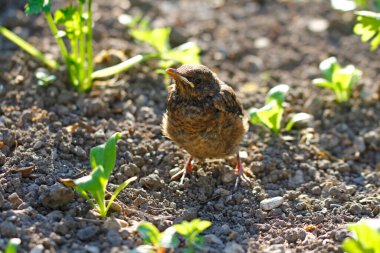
(166, 68, 195, 88)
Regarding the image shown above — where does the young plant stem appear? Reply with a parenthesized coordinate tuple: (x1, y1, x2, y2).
(79, 1, 86, 86)
(0, 26, 58, 70)
(84, 0, 93, 92)
(91, 53, 159, 79)
(44, 12, 69, 62)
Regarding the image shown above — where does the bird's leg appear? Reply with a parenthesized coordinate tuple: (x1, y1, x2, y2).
(233, 152, 251, 189)
(170, 156, 193, 184)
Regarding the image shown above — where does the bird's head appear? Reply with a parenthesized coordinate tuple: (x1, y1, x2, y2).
(166, 64, 221, 99)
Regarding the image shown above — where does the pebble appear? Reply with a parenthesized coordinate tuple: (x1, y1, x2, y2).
(223, 242, 244, 253)
(29, 245, 44, 253)
(222, 172, 237, 184)
(204, 234, 224, 245)
(0, 151, 6, 165)
(0, 192, 4, 208)
(8, 192, 23, 208)
(41, 183, 75, 208)
(260, 197, 285, 211)
(121, 163, 140, 177)
(254, 37, 271, 49)
(33, 140, 45, 150)
(307, 18, 329, 32)
(284, 228, 307, 243)
(140, 174, 163, 190)
(0, 221, 18, 237)
(349, 203, 363, 215)
(77, 225, 99, 241)
(103, 217, 122, 231)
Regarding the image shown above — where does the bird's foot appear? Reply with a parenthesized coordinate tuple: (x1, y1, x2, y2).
(170, 156, 193, 184)
(233, 153, 254, 189)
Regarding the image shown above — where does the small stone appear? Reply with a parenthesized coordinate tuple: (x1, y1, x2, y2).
(0, 221, 18, 237)
(77, 225, 99, 241)
(41, 183, 74, 208)
(33, 140, 45, 150)
(307, 18, 329, 33)
(354, 137, 366, 152)
(8, 192, 23, 208)
(260, 197, 285, 211)
(221, 224, 231, 235)
(0, 151, 6, 165)
(140, 174, 163, 190)
(284, 228, 307, 243)
(224, 242, 244, 253)
(204, 234, 223, 245)
(121, 163, 140, 177)
(84, 245, 100, 253)
(254, 37, 271, 49)
(29, 245, 44, 253)
(74, 146, 87, 159)
(311, 186, 322, 195)
(349, 203, 363, 215)
(181, 207, 199, 221)
(222, 172, 237, 184)
(0, 192, 4, 208)
(103, 217, 122, 230)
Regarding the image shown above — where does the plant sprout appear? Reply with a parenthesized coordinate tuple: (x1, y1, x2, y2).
(133, 219, 212, 253)
(0, 0, 200, 92)
(249, 84, 312, 134)
(1, 238, 21, 253)
(354, 11, 380, 51)
(312, 57, 362, 102)
(342, 219, 380, 253)
(126, 16, 201, 75)
(133, 222, 179, 253)
(173, 219, 212, 253)
(60, 133, 137, 218)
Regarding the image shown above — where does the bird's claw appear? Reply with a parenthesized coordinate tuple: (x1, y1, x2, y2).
(170, 156, 193, 184)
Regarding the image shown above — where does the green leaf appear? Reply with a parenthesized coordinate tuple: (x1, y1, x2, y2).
(342, 219, 380, 253)
(249, 100, 283, 134)
(25, 0, 51, 15)
(54, 7, 84, 40)
(319, 57, 340, 81)
(130, 245, 156, 253)
(266, 84, 289, 104)
(137, 222, 161, 246)
(312, 78, 334, 89)
(164, 42, 201, 65)
(90, 133, 121, 177)
(105, 176, 137, 212)
(4, 238, 21, 253)
(354, 11, 380, 51)
(159, 227, 180, 249)
(285, 113, 313, 131)
(131, 27, 171, 53)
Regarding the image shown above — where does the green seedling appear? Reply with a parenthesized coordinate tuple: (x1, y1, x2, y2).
(133, 222, 179, 253)
(0, 1, 155, 92)
(173, 219, 212, 253)
(133, 219, 212, 253)
(124, 16, 201, 77)
(249, 84, 313, 134)
(331, 0, 380, 11)
(60, 133, 137, 218)
(312, 57, 362, 103)
(354, 11, 380, 51)
(342, 219, 380, 253)
(1, 238, 21, 253)
(35, 68, 56, 86)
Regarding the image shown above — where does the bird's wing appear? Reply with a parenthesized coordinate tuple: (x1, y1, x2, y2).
(213, 84, 244, 117)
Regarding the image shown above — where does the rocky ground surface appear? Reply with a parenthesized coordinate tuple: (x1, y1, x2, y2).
(1, 0, 380, 252)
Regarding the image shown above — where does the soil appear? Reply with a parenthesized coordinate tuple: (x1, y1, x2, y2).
(1, 0, 380, 252)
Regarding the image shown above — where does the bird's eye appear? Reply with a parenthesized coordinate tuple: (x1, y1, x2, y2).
(194, 78, 201, 85)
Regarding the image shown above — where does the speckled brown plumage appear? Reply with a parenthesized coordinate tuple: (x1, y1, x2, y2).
(162, 64, 250, 185)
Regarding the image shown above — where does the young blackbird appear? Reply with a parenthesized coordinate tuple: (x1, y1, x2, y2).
(162, 64, 250, 187)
